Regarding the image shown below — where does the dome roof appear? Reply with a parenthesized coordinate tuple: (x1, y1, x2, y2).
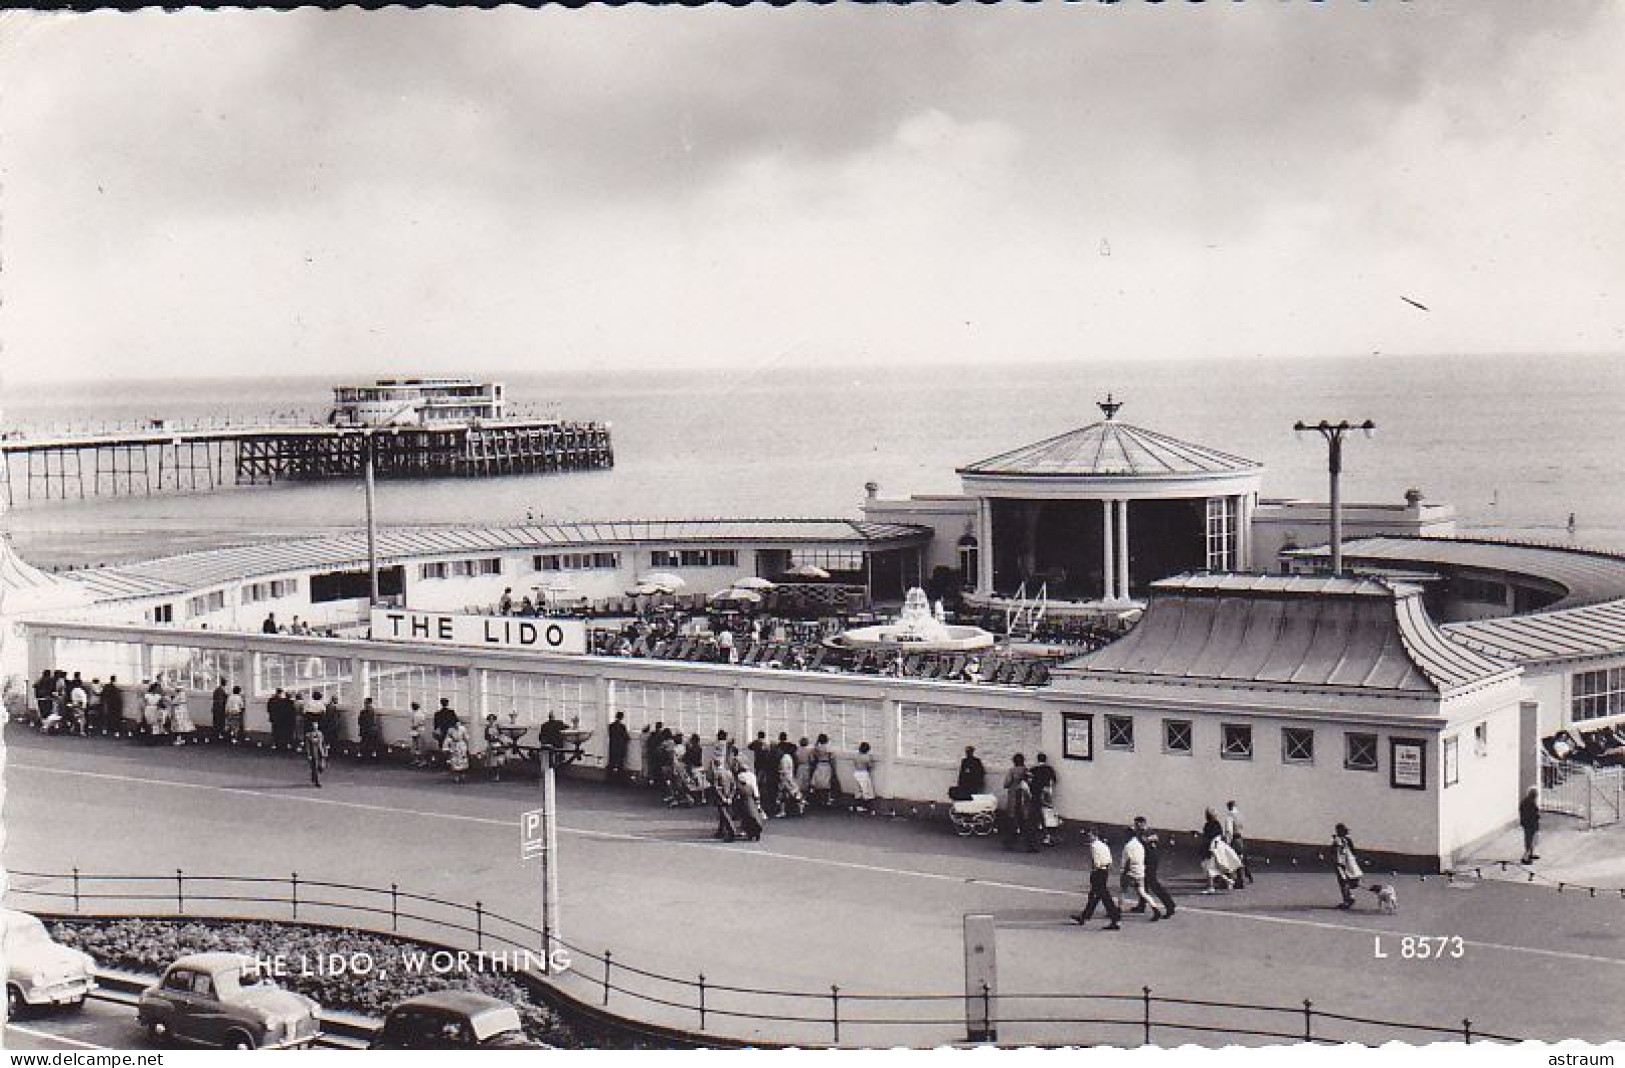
(959, 397, 1261, 479)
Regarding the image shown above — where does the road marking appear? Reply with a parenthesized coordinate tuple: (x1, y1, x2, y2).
(3, 1023, 109, 1049)
(13, 763, 1625, 970)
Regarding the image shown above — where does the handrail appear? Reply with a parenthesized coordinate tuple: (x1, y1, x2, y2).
(6, 869, 1524, 1047)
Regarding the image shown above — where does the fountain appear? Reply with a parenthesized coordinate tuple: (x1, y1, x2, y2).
(830, 587, 995, 653)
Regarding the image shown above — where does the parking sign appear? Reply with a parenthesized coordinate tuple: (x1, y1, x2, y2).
(521, 808, 547, 860)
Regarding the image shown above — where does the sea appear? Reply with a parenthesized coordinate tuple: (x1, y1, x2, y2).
(3, 352, 1622, 571)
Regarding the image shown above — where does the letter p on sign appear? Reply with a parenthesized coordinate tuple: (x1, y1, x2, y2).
(521, 809, 546, 861)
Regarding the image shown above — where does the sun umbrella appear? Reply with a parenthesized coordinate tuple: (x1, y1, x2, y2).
(629, 582, 676, 597)
(782, 563, 831, 580)
(732, 577, 776, 591)
(637, 571, 687, 590)
(709, 587, 763, 604)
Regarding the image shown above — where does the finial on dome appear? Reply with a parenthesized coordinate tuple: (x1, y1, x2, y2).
(1098, 393, 1123, 420)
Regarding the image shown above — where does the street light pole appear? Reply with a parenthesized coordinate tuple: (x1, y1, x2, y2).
(363, 429, 379, 608)
(539, 746, 561, 971)
(1293, 419, 1375, 575)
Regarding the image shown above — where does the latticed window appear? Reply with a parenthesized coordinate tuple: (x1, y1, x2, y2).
(1344, 732, 1379, 771)
(1163, 719, 1192, 755)
(1283, 727, 1315, 764)
(1105, 715, 1134, 751)
(1205, 496, 1239, 572)
(1572, 667, 1625, 722)
(1221, 723, 1253, 760)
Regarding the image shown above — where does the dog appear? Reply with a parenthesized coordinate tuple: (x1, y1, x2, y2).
(1367, 883, 1399, 914)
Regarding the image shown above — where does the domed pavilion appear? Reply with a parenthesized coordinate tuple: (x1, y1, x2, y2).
(956, 397, 1264, 609)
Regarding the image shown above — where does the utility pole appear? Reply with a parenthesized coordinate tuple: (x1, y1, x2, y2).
(1293, 419, 1375, 575)
(364, 429, 379, 608)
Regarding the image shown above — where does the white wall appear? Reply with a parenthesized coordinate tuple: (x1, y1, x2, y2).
(1435, 691, 1524, 864)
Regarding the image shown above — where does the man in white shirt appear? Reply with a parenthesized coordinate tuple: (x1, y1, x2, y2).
(1073, 829, 1122, 930)
(1121, 828, 1167, 921)
(1224, 800, 1255, 887)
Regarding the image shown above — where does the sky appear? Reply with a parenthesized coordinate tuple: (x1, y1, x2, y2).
(1, 3, 1621, 384)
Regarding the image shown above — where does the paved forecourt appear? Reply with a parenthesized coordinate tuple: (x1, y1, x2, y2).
(4, 726, 1623, 1047)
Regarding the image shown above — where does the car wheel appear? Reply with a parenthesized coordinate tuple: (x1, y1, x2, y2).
(225, 1029, 257, 1050)
(6, 985, 25, 1018)
(146, 1020, 170, 1044)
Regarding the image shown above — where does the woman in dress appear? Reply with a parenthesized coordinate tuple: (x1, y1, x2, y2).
(1333, 822, 1363, 910)
(142, 682, 166, 745)
(850, 741, 877, 815)
(732, 756, 767, 841)
(444, 718, 472, 784)
(794, 737, 814, 798)
(483, 714, 511, 782)
(1200, 808, 1237, 893)
(167, 687, 196, 746)
(776, 745, 805, 817)
(809, 734, 836, 807)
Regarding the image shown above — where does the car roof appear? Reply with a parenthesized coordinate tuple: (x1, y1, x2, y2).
(1, 909, 44, 924)
(391, 990, 514, 1015)
(169, 952, 255, 972)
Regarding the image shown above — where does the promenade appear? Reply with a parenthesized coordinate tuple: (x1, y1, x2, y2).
(4, 725, 1623, 1047)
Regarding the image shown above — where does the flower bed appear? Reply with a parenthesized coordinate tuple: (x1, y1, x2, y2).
(48, 917, 583, 1047)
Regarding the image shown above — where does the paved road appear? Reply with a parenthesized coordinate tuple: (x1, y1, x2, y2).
(4, 998, 157, 1051)
(5, 726, 1623, 1046)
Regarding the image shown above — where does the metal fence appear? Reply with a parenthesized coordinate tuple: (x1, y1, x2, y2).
(1541, 752, 1623, 829)
(5, 869, 1524, 1048)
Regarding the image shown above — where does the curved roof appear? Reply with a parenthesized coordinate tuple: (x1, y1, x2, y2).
(1445, 599, 1625, 666)
(63, 519, 930, 602)
(1068, 573, 1517, 698)
(1284, 535, 1625, 611)
(958, 413, 1261, 479)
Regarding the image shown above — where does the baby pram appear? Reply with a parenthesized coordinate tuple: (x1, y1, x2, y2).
(948, 790, 999, 836)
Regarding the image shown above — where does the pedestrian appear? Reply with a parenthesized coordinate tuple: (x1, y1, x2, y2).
(433, 697, 457, 749)
(499, 587, 515, 615)
(34, 669, 56, 727)
(1200, 808, 1238, 893)
(711, 758, 740, 842)
(100, 677, 124, 736)
(954, 745, 986, 799)
(1074, 829, 1123, 930)
(750, 732, 779, 816)
(223, 686, 246, 743)
(732, 756, 767, 841)
(211, 679, 230, 740)
(408, 702, 428, 766)
(261, 612, 279, 635)
(66, 678, 89, 736)
(1224, 800, 1254, 886)
(644, 723, 664, 791)
(357, 697, 384, 761)
(1030, 752, 1059, 846)
(168, 687, 196, 745)
(268, 688, 292, 750)
(776, 742, 805, 817)
(483, 713, 510, 781)
(304, 718, 329, 787)
(1133, 818, 1177, 918)
(1332, 822, 1363, 910)
(683, 734, 708, 806)
(320, 693, 345, 754)
(607, 712, 630, 782)
(850, 741, 877, 814)
(1519, 787, 1541, 864)
(141, 681, 166, 744)
(1002, 754, 1040, 853)
(444, 718, 471, 784)
(1121, 825, 1167, 921)
(794, 736, 814, 798)
(809, 734, 837, 807)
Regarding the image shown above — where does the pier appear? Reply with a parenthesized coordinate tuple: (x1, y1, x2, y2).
(0, 419, 614, 504)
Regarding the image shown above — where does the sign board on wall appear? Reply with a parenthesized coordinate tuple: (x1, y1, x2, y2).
(370, 609, 587, 655)
(1062, 712, 1093, 761)
(1390, 737, 1427, 790)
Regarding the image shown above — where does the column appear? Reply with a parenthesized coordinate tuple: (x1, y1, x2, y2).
(977, 498, 995, 596)
(1238, 492, 1255, 573)
(1101, 499, 1116, 603)
(1117, 499, 1131, 600)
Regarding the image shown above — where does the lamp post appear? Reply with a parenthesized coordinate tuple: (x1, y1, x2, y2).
(363, 429, 379, 607)
(1293, 419, 1375, 575)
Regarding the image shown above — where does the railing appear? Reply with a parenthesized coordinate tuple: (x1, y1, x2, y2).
(1540, 750, 1623, 829)
(4, 869, 1525, 1048)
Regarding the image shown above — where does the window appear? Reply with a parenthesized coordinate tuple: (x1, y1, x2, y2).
(449, 557, 503, 578)
(419, 562, 450, 581)
(1205, 496, 1239, 571)
(535, 552, 619, 572)
(149, 604, 174, 624)
(243, 578, 298, 604)
(1344, 732, 1379, 771)
(1572, 667, 1625, 723)
(162, 969, 193, 992)
(1474, 722, 1488, 758)
(311, 566, 404, 603)
(1282, 727, 1315, 765)
(1221, 723, 1253, 760)
(1163, 719, 1192, 755)
(790, 549, 864, 573)
(957, 537, 979, 590)
(1062, 713, 1093, 761)
(1443, 736, 1460, 787)
(650, 549, 740, 568)
(186, 590, 227, 617)
(1105, 715, 1135, 751)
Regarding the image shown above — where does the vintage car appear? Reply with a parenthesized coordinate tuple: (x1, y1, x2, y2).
(369, 990, 541, 1049)
(2, 909, 97, 1015)
(137, 952, 321, 1049)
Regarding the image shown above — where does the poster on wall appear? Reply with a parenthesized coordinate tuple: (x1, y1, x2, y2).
(1062, 712, 1093, 761)
(1391, 737, 1427, 790)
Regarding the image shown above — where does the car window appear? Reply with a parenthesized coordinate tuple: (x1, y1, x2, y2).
(191, 973, 216, 999)
(162, 968, 194, 992)
(382, 1010, 440, 1045)
(438, 1019, 472, 1044)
